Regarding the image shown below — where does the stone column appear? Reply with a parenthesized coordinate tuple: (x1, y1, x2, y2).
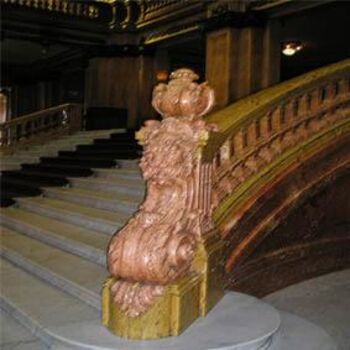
(206, 20, 281, 107)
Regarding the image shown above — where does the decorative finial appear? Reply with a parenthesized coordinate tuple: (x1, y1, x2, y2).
(152, 68, 215, 119)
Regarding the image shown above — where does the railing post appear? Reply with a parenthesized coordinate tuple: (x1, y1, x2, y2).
(103, 68, 224, 340)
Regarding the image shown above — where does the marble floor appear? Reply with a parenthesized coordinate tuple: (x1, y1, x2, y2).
(264, 269, 350, 350)
(1, 269, 349, 349)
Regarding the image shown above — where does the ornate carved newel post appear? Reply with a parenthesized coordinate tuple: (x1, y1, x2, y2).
(102, 69, 224, 339)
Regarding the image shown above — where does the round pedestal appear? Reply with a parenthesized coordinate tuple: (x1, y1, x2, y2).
(47, 292, 337, 350)
(104, 292, 281, 350)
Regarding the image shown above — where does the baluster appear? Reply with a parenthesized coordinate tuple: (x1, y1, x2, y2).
(58, 0, 63, 13)
(233, 130, 245, 158)
(324, 82, 337, 101)
(337, 78, 349, 95)
(283, 100, 294, 126)
(270, 106, 282, 132)
(62, 0, 68, 13)
(76, 2, 82, 16)
(220, 139, 231, 163)
(247, 121, 258, 147)
(259, 112, 271, 138)
(68, 2, 74, 15)
(298, 93, 310, 117)
(82, 4, 88, 16)
(309, 89, 320, 111)
(293, 97, 300, 117)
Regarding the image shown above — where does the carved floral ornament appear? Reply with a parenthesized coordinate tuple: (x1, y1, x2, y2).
(107, 68, 217, 317)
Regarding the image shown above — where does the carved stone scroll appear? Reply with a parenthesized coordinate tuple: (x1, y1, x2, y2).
(107, 69, 217, 319)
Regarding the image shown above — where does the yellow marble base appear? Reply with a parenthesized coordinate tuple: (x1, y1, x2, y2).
(102, 234, 224, 340)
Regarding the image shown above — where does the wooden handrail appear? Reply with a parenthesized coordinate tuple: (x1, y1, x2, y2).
(0, 103, 83, 150)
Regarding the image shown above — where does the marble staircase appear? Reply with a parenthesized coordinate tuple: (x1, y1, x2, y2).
(0, 162, 146, 348)
(0, 129, 141, 206)
(0, 129, 123, 172)
(0, 130, 341, 350)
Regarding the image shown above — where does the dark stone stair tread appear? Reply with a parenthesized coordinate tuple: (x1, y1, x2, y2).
(1, 177, 62, 190)
(40, 157, 117, 168)
(59, 150, 137, 156)
(22, 163, 94, 172)
(10, 170, 70, 180)
(1, 171, 68, 185)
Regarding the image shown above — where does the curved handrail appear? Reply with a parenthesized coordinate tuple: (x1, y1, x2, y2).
(200, 59, 350, 223)
(203, 58, 350, 161)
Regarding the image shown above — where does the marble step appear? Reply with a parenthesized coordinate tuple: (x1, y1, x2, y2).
(93, 168, 143, 181)
(115, 159, 140, 169)
(0, 227, 106, 310)
(1, 155, 40, 163)
(40, 156, 117, 167)
(0, 258, 100, 349)
(72, 129, 126, 138)
(0, 308, 48, 350)
(15, 197, 126, 235)
(0, 208, 107, 266)
(15, 149, 62, 157)
(0, 161, 22, 171)
(27, 144, 78, 154)
(44, 187, 141, 214)
(1, 170, 68, 186)
(21, 163, 94, 177)
(69, 177, 145, 197)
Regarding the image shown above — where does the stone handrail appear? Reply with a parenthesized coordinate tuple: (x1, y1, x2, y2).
(203, 59, 350, 225)
(0, 103, 82, 150)
(1, 0, 100, 19)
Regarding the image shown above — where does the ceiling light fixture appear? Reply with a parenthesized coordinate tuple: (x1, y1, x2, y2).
(282, 41, 303, 56)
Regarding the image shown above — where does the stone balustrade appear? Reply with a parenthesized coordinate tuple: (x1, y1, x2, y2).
(1, 0, 100, 19)
(0, 103, 82, 151)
